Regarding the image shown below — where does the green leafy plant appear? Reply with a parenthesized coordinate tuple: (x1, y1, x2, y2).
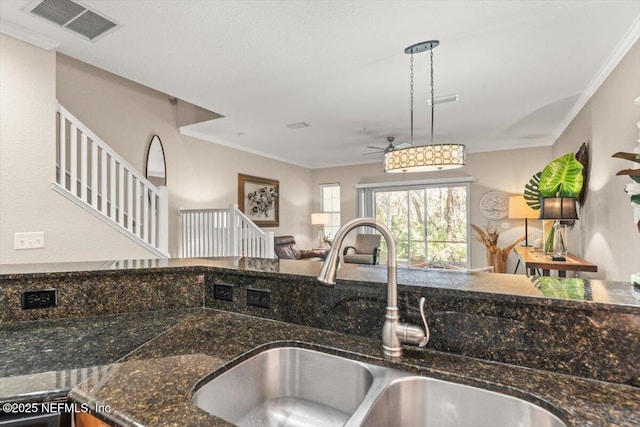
(533, 277, 585, 300)
(524, 172, 541, 210)
(539, 153, 584, 198)
(523, 152, 584, 253)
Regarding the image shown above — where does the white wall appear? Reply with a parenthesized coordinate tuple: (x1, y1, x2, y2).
(311, 146, 552, 271)
(0, 34, 155, 264)
(56, 54, 316, 256)
(552, 40, 640, 281)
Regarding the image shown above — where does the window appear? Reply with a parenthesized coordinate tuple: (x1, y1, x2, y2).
(358, 179, 470, 267)
(320, 184, 340, 242)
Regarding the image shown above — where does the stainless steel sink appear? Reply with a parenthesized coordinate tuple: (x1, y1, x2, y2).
(193, 346, 567, 427)
(192, 347, 374, 427)
(358, 376, 566, 427)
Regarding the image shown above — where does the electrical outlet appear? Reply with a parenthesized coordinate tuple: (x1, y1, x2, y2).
(214, 283, 234, 301)
(501, 221, 510, 229)
(247, 288, 271, 309)
(22, 289, 57, 309)
(14, 232, 45, 249)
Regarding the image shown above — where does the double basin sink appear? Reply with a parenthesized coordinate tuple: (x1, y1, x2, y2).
(193, 346, 566, 427)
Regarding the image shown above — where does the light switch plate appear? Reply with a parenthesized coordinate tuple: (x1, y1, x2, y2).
(14, 232, 45, 249)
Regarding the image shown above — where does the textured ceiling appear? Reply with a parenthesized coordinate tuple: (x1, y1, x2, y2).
(1, 0, 639, 168)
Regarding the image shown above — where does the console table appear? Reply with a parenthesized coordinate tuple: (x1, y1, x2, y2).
(514, 246, 598, 277)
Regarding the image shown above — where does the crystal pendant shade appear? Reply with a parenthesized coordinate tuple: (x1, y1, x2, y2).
(384, 143, 466, 173)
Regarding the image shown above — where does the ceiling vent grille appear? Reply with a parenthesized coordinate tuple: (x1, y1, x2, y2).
(25, 0, 118, 41)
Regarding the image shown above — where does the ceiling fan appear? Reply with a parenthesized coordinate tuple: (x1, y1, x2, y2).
(363, 136, 412, 156)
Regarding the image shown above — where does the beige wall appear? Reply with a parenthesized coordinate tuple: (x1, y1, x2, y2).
(56, 54, 316, 256)
(552, 41, 640, 281)
(311, 42, 640, 281)
(0, 34, 155, 263)
(2, 33, 637, 278)
(312, 146, 552, 271)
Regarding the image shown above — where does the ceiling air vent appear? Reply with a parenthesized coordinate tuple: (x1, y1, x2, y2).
(25, 0, 118, 41)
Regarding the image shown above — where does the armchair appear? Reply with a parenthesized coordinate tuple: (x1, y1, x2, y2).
(343, 234, 381, 265)
(274, 235, 327, 261)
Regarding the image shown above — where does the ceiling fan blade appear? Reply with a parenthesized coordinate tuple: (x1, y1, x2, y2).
(395, 141, 412, 149)
(364, 137, 399, 156)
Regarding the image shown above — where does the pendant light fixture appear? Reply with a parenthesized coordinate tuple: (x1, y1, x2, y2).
(384, 40, 466, 173)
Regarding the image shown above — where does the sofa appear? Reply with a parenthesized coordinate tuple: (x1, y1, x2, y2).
(274, 235, 328, 261)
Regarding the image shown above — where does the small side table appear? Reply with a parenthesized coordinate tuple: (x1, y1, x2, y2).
(513, 246, 597, 277)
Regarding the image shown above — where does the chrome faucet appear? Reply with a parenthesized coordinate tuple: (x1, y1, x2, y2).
(317, 217, 430, 358)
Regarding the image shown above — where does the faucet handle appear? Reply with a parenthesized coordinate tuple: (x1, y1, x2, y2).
(417, 296, 430, 347)
(395, 297, 430, 348)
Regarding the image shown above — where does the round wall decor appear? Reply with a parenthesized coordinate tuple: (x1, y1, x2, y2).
(480, 191, 509, 220)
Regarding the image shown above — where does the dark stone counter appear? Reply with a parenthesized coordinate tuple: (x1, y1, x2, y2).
(0, 305, 638, 426)
(2, 257, 638, 308)
(1, 258, 639, 425)
(1, 258, 638, 385)
(0, 309, 197, 403)
(67, 309, 640, 427)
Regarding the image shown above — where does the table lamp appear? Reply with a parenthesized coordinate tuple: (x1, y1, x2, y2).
(311, 213, 330, 247)
(508, 195, 539, 246)
(538, 197, 579, 261)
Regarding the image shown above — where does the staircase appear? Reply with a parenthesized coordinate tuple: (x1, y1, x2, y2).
(179, 205, 275, 258)
(54, 101, 169, 258)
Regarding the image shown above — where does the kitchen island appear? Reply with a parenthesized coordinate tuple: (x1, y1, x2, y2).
(1, 258, 639, 426)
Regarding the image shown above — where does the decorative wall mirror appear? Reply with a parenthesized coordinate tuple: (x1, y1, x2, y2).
(145, 135, 167, 186)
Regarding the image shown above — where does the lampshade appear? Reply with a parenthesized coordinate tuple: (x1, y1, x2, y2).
(508, 195, 539, 219)
(383, 40, 466, 173)
(384, 144, 466, 173)
(538, 197, 579, 220)
(311, 213, 330, 225)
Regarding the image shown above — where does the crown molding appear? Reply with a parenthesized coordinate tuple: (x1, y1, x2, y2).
(0, 19, 59, 51)
(550, 15, 640, 145)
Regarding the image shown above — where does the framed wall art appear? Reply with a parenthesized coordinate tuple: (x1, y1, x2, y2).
(238, 174, 279, 227)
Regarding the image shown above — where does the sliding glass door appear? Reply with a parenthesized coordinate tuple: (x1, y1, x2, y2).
(373, 185, 468, 267)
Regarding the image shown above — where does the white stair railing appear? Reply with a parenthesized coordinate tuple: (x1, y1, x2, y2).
(179, 204, 275, 258)
(54, 101, 169, 258)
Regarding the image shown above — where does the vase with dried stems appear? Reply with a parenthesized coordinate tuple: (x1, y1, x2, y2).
(471, 224, 526, 273)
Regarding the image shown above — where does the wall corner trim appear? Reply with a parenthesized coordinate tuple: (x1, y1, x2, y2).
(549, 15, 640, 148)
(0, 19, 60, 51)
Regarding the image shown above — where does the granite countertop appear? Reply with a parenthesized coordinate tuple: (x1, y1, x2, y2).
(1, 305, 638, 426)
(0, 309, 197, 403)
(51, 309, 640, 426)
(2, 258, 639, 309)
(1, 260, 639, 426)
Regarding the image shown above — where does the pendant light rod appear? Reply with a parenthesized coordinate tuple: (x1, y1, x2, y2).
(404, 40, 439, 145)
(410, 53, 414, 144)
(384, 40, 465, 173)
(430, 46, 435, 144)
